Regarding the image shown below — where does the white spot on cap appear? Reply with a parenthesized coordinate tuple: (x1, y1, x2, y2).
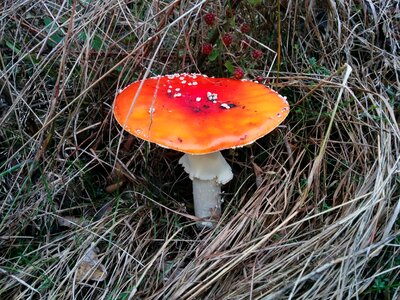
(167, 75, 174, 79)
(206, 92, 218, 101)
(220, 103, 231, 109)
(175, 88, 181, 92)
(192, 82, 198, 85)
(181, 80, 187, 84)
(174, 93, 182, 98)
(167, 89, 172, 93)
(179, 76, 185, 80)
(196, 97, 201, 102)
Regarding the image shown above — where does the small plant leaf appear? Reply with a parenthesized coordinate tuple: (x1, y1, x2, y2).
(91, 34, 104, 51)
(5, 40, 21, 54)
(224, 61, 235, 74)
(5, 41, 39, 64)
(43, 16, 65, 46)
(78, 32, 105, 51)
(208, 49, 219, 61)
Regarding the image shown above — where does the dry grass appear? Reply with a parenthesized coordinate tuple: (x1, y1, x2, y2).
(1, 0, 399, 299)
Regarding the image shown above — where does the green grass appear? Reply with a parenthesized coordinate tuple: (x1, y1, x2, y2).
(1, 0, 399, 299)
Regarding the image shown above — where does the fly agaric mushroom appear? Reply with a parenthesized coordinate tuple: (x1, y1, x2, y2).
(113, 73, 289, 227)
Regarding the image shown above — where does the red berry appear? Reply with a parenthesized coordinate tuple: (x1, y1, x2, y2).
(204, 13, 216, 26)
(240, 23, 251, 33)
(256, 76, 263, 83)
(222, 33, 233, 47)
(233, 67, 244, 79)
(201, 43, 213, 55)
(252, 49, 263, 59)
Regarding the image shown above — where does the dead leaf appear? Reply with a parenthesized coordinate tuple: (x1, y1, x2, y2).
(75, 246, 107, 282)
(105, 181, 124, 193)
(252, 161, 264, 188)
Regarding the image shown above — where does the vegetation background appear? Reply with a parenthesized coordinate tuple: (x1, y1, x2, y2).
(0, 0, 399, 299)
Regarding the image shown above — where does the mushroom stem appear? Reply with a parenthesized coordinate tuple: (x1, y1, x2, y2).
(192, 178, 221, 228)
(179, 152, 233, 228)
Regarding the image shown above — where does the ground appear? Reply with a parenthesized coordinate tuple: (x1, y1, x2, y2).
(0, 1, 399, 299)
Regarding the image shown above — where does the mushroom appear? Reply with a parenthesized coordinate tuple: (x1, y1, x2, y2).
(113, 73, 289, 227)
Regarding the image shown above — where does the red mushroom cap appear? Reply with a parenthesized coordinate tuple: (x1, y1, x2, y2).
(114, 73, 289, 154)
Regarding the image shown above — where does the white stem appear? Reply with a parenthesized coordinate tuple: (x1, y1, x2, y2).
(192, 178, 221, 228)
(179, 152, 233, 228)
